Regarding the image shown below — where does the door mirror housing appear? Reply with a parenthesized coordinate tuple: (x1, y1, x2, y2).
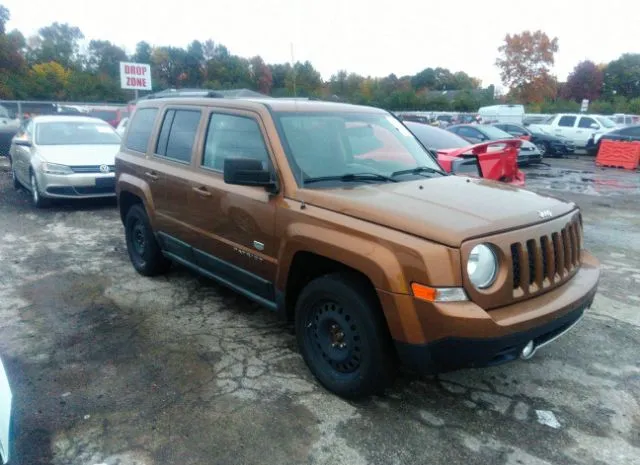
(590, 123, 600, 130)
(223, 158, 276, 190)
(13, 137, 32, 147)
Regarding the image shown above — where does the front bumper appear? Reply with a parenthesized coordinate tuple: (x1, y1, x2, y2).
(517, 152, 543, 166)
(383, 252, 600, 374)
(36, 171, 116, 198)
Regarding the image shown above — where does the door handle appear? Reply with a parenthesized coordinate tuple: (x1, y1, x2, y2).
(144, 171, 159, 181)
(192, 186, 212, 197)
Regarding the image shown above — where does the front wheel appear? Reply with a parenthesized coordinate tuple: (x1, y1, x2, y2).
(295, 272, 397, 398)
(30, 172, 49, 208)
(536, 142, 549, 157)
(10, 158, 20, 190)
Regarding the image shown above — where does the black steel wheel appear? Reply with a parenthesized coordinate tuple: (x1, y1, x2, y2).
(295, 272, 397, 398)
(124, 204, 171, 276)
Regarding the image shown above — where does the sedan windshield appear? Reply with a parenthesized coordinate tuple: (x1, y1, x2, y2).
(36, 121, 121, 145)
(275, 112, 443, 186)
(479, 125, 514, 140)
(405, 122, 471, 150)
(596, 116, 616, 129)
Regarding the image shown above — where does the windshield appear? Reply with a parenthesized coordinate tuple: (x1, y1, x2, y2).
(479, 125, 514, 140)
(596, 116, 616, 129)
(405, 122, 471, 150)
(275, 112, 442, 186)
(36, 121, 121, 145)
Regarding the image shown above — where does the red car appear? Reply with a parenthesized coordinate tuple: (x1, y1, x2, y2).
(404, 121, 525, 186)
(87, 106, 129, 128)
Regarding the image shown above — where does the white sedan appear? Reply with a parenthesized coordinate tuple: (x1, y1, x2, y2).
(8, 115, 121, 207)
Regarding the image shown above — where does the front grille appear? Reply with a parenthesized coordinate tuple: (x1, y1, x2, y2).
(70, 165, 115, 173)
(510, 219, 582, 295)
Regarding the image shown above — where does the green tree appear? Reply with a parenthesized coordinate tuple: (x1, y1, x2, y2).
(603, 54, 640, 99)
(86, 40, 128, 80)
(28, 22, 84, 68)
(132, 41, 152, 64)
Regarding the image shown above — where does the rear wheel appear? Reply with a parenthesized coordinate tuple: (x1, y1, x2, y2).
(124, 204, 171, 276)
(295, 272, 397, 398)
(9, 157, 20, 189)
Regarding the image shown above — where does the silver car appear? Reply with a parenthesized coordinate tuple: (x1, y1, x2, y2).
(9, 115, 121, 207)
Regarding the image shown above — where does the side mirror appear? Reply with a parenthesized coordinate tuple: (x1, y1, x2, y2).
(590, 123, 599, 130)
(223, 158, 276, 190)
(13, 137, 32, 147)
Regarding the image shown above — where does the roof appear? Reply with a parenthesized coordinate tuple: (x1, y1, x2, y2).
(137, 96, 386, 114)
(31, 115, 111, 124)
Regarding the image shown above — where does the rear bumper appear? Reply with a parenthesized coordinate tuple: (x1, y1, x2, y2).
(382, 252, 600, 374)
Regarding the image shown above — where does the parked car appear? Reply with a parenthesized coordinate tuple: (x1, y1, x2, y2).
(116, 96, 600, 399)
(404, 122, 524, 185)
(397, 114, 430, 125)
(589, 124, 640, 155)
(88, 106, 129, 127)
(529, 113, 616, 149)
(0, 355, 12, 465)
(447, 124, 543, 166)
(478, 104, 525, 124)
(611, 113, 639, 127)
(9, 115, 121, 207)
(493, 123, 575, 157)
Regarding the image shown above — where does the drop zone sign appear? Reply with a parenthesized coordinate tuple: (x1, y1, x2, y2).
(120, 62, 152, 90)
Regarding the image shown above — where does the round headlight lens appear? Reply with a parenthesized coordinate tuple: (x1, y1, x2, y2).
(467, 244, 498, 289)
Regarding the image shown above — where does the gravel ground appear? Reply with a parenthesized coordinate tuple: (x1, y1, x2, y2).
(0, 155, 638, 465)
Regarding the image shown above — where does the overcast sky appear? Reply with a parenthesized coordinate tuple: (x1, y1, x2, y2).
(3, 0, 637, 88)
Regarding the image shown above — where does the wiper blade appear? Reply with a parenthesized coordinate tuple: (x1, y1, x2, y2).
(303, 172, 398, 185)
(391, 166, 447, 178)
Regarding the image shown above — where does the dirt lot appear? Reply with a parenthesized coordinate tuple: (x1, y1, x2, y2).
(0, 156, 638, 465)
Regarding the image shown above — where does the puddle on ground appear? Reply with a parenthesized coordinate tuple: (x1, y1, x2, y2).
(525, 166, 640, 196)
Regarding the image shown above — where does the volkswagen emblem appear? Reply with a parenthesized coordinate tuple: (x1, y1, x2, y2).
(99, 164, 110, 173)
(538, 210, 552, 219)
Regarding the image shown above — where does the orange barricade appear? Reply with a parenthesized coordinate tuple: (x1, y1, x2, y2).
(595, 140, 640, 170)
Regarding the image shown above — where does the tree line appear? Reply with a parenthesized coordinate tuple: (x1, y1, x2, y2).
(1, 5, 639, 114)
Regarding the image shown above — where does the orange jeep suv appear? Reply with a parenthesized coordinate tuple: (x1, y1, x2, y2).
(115, 95, 600, 398)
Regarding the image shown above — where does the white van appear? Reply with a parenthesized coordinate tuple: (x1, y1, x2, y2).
(478, 104, 525, 124)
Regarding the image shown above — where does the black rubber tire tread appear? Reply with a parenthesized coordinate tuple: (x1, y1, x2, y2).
(29, 171, 49, 208)
(10, 157, 20, 190)
(124, 204, 171, 276)
(295, 272, 397, 399)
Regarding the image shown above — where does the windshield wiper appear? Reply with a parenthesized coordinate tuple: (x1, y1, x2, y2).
(391, 166, 447, 178)
(303, 172, 398, 185)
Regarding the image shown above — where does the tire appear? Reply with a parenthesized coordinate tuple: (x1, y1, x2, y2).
(124, 204, 171, 276)
(9, 157, 20, 190)
(536, 142, 549, 157)
(295, 272, 397, 398)
(29, 171, 49, 208)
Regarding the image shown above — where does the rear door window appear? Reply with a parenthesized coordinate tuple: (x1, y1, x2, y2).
(155, 109, 202, 164)
(125, 108, 159, 152)
(558, 116, 577, 127)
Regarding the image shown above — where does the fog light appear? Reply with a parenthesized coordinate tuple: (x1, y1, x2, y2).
(520, 340, 535, 360)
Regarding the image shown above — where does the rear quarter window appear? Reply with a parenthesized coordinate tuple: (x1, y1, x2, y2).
(125, 108, 159, 152)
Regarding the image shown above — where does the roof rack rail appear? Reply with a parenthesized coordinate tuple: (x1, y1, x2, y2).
(137, 88, 271, 102)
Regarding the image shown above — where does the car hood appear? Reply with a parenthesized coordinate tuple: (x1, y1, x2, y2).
(296, 176, 576, 247)
(36, 144, 120, 166)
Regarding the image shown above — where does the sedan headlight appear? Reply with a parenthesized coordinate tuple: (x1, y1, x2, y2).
(467, 244, 498, 289)
(41, 162, 73, 175)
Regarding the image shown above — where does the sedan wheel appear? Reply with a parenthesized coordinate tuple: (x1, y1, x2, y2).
(10, 159, 20, 190)
(30, 172, 48, 208)
(536, 142, 548, 157)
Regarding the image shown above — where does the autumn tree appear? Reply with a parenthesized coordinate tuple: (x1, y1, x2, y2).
(564, 61, 603, 101)
(86, 40, 128, 80)
(249, 56, 272, 94)
(496, 30, 559, 103)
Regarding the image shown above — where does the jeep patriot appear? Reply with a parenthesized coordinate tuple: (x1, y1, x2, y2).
(115, 96, 600, 398)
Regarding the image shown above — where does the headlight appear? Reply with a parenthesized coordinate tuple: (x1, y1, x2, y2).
(467, 244, 498, 289)
(41, 162, 73, 175)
